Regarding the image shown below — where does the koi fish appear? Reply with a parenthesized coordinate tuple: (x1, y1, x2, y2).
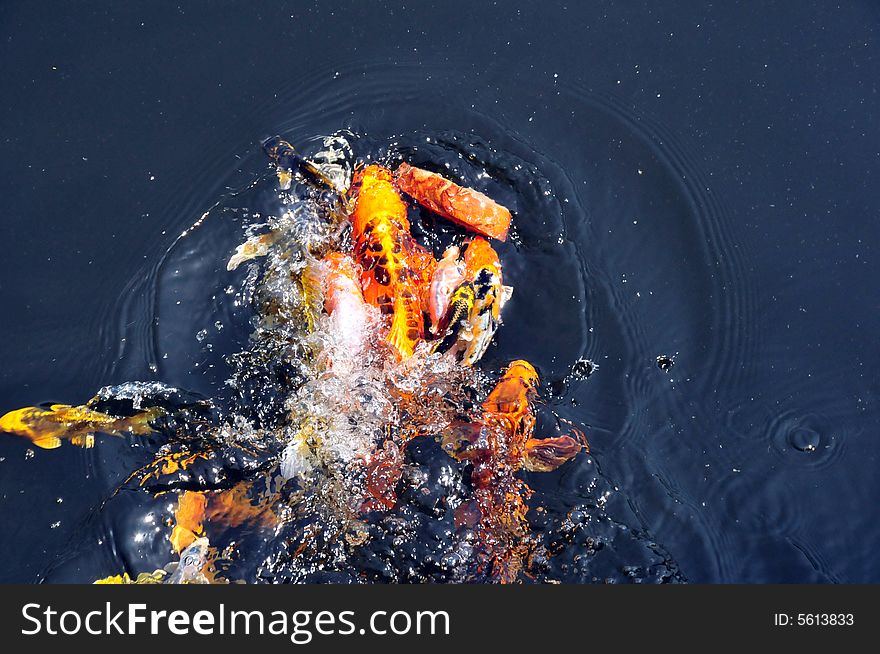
(0, 404, 163, 450)
(480, 360, 585, 474)
(263, 136, 340, 192)
(350, 164, 436, 359)
(441, 360, 585, 582)
(427, 246, 466, 335)
(394, 162, 512, 241)
(434, 237, 513, 365)
(322, 252, 371, 357)
(171, 484, 278, 564)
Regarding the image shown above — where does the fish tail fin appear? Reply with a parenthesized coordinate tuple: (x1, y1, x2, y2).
(387, 297, 419, 360)
(299, 260, 325, 333)
(125, 407, 165, 435)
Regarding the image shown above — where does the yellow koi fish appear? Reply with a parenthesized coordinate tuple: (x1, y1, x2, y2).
(0, 404, 163, 450)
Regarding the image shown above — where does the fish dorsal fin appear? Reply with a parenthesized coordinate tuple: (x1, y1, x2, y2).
(501, 285, 514, 307)
(32, 435, 62, 450)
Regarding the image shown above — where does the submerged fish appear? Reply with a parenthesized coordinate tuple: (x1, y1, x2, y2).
(166, 536, 211, 584)
(441, 360, 586, 582)
(263, 135, 341, 192)
(0, 404, 162, 450)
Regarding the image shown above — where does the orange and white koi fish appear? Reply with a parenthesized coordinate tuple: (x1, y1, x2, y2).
(434, 237, 513, 365)
(0, 404, 162, 450)
(350, 164, 436, 359)
(395, 162, 512, 241)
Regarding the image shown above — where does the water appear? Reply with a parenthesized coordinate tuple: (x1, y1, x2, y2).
(1, 1, 879, 583)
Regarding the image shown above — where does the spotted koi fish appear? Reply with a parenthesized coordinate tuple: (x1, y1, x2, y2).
(433, 237, 513, 365)
(350, 164, 436, 359)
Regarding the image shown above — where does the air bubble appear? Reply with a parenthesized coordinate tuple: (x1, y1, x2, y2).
(789, 429, 820, 453)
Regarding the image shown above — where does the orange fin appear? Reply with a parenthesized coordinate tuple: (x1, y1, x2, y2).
(387, 302, 418, 359)
(523, 435, 584, 472)
(32, 435, 63, 450)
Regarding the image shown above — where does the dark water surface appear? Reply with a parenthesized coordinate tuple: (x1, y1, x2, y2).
(1, 1, 878, 583)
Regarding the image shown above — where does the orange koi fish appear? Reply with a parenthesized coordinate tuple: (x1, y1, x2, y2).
(434, 237, 513, 365)
(171, 481, 279, 553)
(442, 360, 585, 582)
(350, 164, 436, 359)
(395, 162, 512, 241)
(0, 404, 162, 450)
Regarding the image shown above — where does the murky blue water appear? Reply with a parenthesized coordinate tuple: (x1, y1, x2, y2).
(1, 1, 878, 583)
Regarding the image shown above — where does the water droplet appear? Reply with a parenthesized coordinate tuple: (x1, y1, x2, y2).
(570, 358, 597, 379)
(24, 449, 34, 460)
(49, 521, 61, 529)
(196, 329, 208, 342)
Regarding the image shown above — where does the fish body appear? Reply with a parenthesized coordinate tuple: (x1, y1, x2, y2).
(394, 162, 511, 241)
(0, 404, 161, 450)
(263, 136, 338, 191)
(350, 165, 436, 359)
(441, 360, 584, 582)
(427, 246, 466, 334)
(435, 237, 511, 365)
(322, 252, 371, 357)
